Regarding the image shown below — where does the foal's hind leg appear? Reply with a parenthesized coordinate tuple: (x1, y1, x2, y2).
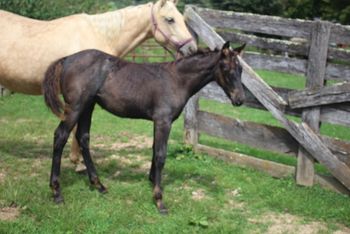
(50, 113, 79, 203)
(76, 104, 107, 193)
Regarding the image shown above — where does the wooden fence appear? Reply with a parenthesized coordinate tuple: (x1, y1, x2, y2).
(183, 5, 350, 194)
(125, 39, 173, 63)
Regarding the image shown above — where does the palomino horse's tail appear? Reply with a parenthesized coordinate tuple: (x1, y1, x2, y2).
(42, 58, 65, 119)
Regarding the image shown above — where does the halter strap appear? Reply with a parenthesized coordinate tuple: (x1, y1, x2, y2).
(151, 3, 193, 53)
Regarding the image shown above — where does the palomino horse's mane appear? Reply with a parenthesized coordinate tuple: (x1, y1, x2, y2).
(86, 3, 152, 47)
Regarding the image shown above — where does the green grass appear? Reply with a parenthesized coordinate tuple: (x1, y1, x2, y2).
(1, 90, 350, 233)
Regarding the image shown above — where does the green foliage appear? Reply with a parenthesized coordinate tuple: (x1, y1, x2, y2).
(210, 0, 284, 16)
(0, 0, 348, 24)
(0, 0, 114, 19)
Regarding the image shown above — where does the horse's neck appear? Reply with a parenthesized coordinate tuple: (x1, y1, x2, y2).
(176, 53, 220, 96)
(87, 3, 153, 57)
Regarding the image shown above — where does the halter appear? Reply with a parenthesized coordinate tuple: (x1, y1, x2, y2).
(151, 3, 193, 56)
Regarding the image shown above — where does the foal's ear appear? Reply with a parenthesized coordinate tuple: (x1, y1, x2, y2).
(234, 43, 246, 56)
(222, 41, 230, 50)
(221, 41, 231, 56)
(171, 0, 179, 5)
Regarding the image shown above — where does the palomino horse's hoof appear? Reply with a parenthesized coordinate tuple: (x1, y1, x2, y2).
(75, 162, 87, 173)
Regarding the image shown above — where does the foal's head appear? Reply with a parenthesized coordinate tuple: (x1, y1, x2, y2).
(151, 0, 197, 56)
(216, 42, 246, 106)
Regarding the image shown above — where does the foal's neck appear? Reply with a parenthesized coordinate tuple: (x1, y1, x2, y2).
(176, 52, 220, 96)
(87, 3, 153, 57)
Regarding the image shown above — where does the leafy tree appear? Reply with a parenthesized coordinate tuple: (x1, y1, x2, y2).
(209, 0, 284, 16)
(0, 0, 113, 19)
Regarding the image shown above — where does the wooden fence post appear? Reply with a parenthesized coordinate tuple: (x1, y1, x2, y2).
(184, 94, 199, 146)
(296, 21, 331, 186)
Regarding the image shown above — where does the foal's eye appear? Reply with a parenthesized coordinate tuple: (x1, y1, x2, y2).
(165, 17, 175, 24)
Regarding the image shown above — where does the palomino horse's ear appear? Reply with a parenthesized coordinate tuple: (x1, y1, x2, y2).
(234, 43, 246, 56)
(160, 0, 167, 7)
(160, 0, 178, 8)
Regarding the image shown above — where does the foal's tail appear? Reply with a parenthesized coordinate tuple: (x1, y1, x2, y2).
(42, 58, 65, 119)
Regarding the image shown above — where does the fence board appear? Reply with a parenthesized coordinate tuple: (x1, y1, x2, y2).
(198, 110, 299, 155)
(289, 82, 350, 108)
(200, 82, 350, 127)
(196, 144, 350, 195)
(198, 110, 350, 164)
(196, 144, 295, 178)
(193, 6, 350, 45)
(330, 24, 350, 45)
(220, 30, 350, 61)
(244, 52, 306, 75)
(192, 6, 312, 39)
(296, 21, 331, 186)
(326, 63, 350, 81)
(184, 95, 199, 145)
(219, 31, 308, 56)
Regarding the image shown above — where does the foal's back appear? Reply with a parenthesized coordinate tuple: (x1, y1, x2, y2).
(61, 50, 184, 121)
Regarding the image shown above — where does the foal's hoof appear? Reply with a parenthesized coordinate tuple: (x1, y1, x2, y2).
(98, 185, 108, 194)
(158, 207, 168, 215)
(53, 195, 64, 204)
(156, 200, 168, 215)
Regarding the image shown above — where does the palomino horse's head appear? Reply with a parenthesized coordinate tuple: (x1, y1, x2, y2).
(151, 0, 197, 56)
(215, 42, 246, 106)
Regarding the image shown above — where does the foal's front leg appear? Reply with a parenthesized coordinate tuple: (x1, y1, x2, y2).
(150, 119, 172, 214)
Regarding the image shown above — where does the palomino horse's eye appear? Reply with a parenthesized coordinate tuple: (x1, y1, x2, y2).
(165, 17, 175, 24)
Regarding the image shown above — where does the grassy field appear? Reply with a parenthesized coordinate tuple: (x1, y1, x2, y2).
(0, 68, 350, 233)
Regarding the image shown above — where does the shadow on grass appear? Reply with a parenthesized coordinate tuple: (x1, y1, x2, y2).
(1, 138, 219, 197)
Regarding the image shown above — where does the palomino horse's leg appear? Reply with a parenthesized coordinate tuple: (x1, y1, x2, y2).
(69, 126, 81, 163)
(76, 104, 107, 193)
(70, 126, 87, 172)
(50, 113, 79, 203)
(150, 119, 172, 214)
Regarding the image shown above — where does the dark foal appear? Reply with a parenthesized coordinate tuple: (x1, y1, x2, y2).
(43, 41, 245, 214)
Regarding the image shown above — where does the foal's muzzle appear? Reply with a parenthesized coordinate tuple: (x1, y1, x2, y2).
(230, 90, 245, 106)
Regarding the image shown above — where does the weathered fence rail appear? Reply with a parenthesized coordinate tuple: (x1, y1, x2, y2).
(183, 5, 350, 194)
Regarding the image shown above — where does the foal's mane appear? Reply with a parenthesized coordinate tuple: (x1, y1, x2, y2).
(174, 47, 219, 64)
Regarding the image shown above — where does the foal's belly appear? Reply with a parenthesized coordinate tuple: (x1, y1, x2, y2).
(96, 93, 154, 121)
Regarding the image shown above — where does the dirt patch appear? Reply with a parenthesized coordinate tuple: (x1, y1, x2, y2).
(0, 170, 5, 184)
(226, 188, 245, 209)
(334, 225, 350, 234)
(192, 189, 207, 200)
(0, 206, 20, 221)
(249, 212, 350, 234)
(94, 132, 153, 151)
(0, 118, 9, 124)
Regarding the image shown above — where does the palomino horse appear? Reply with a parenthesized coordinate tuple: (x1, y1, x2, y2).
(42, 41, 245, 214)
(0, 0, 197, 167)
